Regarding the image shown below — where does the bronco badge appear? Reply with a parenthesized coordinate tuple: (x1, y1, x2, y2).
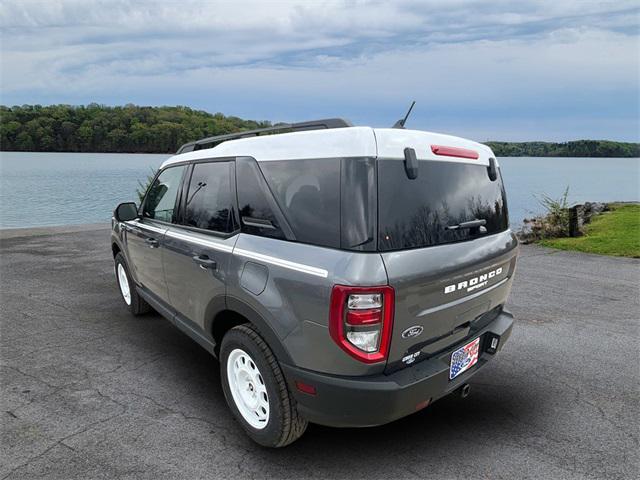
(444, 266, 505, 294)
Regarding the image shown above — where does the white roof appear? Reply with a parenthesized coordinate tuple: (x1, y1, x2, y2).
(373, 128, 496, 166)
(160, 126, 496, 169)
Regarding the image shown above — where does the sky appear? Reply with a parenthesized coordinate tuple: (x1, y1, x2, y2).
(1, 0, 639, 142)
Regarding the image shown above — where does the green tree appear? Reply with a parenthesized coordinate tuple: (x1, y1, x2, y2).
(1, 104, 638, 156)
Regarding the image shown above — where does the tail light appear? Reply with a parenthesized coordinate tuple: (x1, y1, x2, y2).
(329, 285, 394, 363)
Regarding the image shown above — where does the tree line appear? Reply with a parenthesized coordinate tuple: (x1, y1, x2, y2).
(484, 140, 639, 158)
(1, 104, 638, 157)
(0, 104, 271, 153)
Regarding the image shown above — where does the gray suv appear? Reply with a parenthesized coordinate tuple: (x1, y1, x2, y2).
(111, 119, 517, 447)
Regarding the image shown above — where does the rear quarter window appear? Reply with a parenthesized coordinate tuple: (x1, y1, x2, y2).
(260, 158, 341, 249)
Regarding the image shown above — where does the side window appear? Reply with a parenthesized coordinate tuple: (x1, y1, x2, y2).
(236, 158, 286, 240)
(142, 165, 186, 222)
(260, 158, 340, 248)
(184, 161, 234, 233)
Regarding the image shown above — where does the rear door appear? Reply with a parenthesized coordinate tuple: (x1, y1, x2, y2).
(125, 164, 186, 303)
(163, 160, 237, 329)
(376, 156, 518, 371)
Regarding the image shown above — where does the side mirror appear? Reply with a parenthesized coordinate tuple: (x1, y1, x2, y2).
(114, 202, 138, 222)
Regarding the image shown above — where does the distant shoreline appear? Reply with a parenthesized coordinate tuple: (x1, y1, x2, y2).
(1, 150, 638, 159)
(0, 151, 170, 156)
(484, 140, 640, 158)
(2, 104, 639, 158)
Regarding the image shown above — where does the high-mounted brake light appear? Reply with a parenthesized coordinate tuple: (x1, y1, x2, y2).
(329, 285, 394, 363)
(431, 145, 479, 160)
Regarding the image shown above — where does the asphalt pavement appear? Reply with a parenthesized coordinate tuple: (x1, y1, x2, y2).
(1, 225, 638, 479)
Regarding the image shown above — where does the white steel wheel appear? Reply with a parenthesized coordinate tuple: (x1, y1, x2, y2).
(220, 324, 308, 447)
(117, 263, 131, 305)
(114, 252, 151, 316)
(226, 348, 270, 429)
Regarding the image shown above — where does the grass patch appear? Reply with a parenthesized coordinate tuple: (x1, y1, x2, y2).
(539, 203, 640, 258)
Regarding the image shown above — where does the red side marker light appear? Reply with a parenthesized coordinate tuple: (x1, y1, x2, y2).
(295, 381, 317, 396)
(431, 145, 479, 160)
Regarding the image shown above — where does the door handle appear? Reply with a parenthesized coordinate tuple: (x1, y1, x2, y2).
(192, 254, 217, 270)
(145, 237, 159, 248)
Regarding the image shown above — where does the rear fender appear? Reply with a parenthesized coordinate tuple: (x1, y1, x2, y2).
(210, 296, 294, 364)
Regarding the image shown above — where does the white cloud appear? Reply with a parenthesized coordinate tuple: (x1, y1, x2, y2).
(0, 0, 638, 140)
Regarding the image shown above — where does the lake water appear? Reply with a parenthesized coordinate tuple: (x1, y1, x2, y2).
(0, 152, 638, 229)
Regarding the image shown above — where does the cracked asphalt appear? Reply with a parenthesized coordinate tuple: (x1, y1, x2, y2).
(1, 225, 638, 480)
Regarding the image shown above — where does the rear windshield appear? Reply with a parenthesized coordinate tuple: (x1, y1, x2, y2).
(377, 159, 508, 251)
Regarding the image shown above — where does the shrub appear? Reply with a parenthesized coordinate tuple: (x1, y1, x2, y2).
(518, 186, 571, 242)
(136, 168, 157, 204)
(534, 186, 570, 238)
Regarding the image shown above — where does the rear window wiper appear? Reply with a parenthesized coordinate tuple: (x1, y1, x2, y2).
(445, 219, 487, 231)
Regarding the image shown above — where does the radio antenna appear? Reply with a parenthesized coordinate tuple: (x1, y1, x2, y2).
(392, 100, 416, 129)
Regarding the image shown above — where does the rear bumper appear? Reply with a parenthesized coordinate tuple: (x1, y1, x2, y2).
(281, 309, 514, 428)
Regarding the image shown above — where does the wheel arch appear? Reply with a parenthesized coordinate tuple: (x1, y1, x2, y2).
(111, 241, 121, 258)
(209, 297, 293, 365)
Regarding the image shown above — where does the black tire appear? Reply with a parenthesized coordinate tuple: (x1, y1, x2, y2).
(220, 324, 307, 447)
(114, 252, 151, 316)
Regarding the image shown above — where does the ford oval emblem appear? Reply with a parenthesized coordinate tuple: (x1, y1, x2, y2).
(402, 325, 424, 339)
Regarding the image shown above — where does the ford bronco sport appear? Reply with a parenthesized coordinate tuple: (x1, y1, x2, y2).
(111, 118, 517, 447)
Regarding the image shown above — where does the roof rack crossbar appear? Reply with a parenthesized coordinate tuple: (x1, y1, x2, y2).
(176, 118, 352, 154)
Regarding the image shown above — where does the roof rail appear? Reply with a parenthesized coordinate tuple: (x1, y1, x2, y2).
(176, 118, 353, 154)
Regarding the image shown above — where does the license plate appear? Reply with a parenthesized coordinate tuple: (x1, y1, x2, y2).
(449, 337, 480, 380)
